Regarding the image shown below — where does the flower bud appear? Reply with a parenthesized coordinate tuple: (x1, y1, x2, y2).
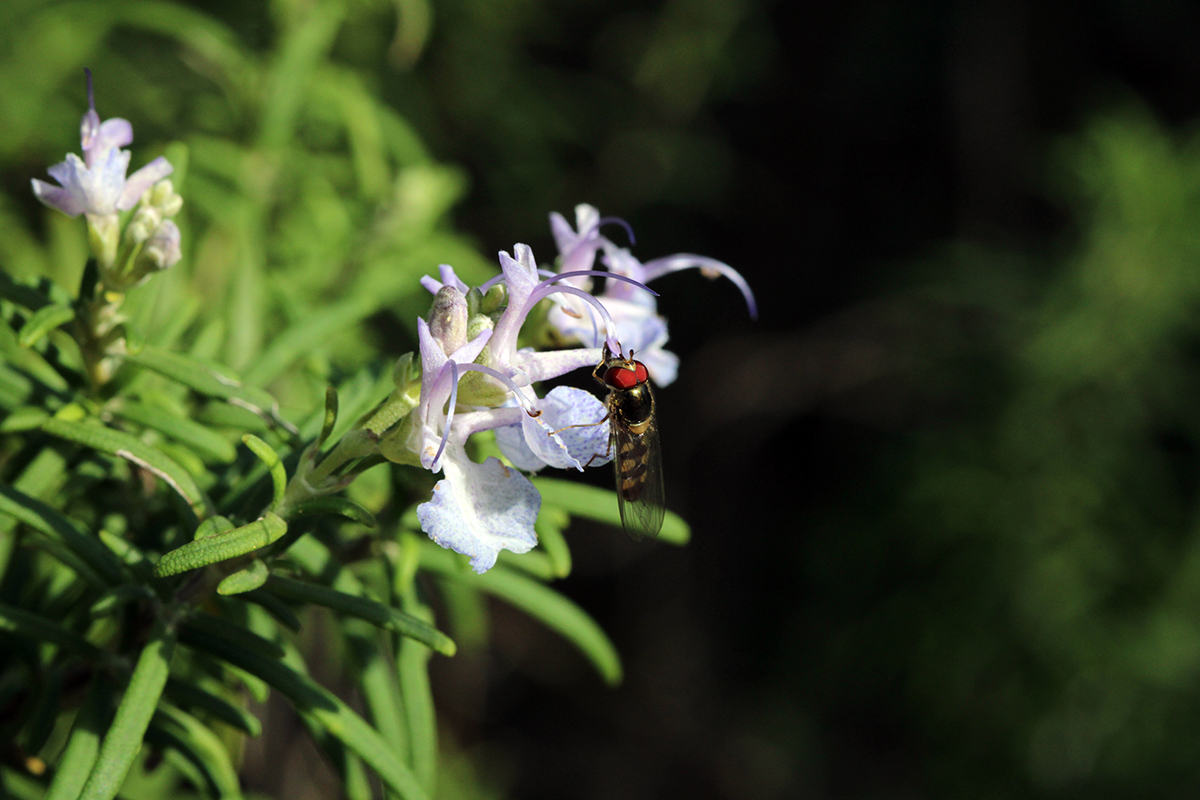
(133, 220, 181, 276)
(148, 179, 183, 217)
(480, 282, 506, 315)
(429, 285, 468, 356)
(466, 313, 494, 343)
(453, 314, 507, 407)
(125, 205, 161, 247)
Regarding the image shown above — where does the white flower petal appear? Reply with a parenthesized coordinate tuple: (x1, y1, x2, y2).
(495, 423, 544, 471)
(496, 387, 610, 471)
(535, 387, 610, 467)
(417, 455, 540, 573)
(118, 156, 174, 211)
(31, 178, 85, 217)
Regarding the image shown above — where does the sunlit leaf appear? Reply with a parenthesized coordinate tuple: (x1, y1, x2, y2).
(155, 513, 286, 577)
(41, 415, 210, 519)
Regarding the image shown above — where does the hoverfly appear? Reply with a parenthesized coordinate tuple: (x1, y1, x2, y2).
(592, 343, 665, 540)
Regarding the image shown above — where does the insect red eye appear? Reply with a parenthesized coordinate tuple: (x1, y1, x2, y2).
(605, 361, 649, 390)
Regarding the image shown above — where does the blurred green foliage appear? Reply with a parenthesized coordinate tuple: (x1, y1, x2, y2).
(0, 1, 696, 798)
(1, 0, 495, 407)
(796, 109, 1200, 797)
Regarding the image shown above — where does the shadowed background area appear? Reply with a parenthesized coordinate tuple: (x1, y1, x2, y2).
(7, 0, 1200, 797)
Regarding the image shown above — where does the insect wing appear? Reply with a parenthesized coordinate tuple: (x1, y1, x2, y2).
(612, 414, 665, 540)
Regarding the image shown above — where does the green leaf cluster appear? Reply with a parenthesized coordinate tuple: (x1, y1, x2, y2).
(0, 1, 691, 798)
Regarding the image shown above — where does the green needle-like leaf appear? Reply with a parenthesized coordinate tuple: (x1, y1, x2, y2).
(242, 587, 303, 631)
(288, 496, 378, 526)
(78, 629, 176, 800)
(265, 574, 456, 655)
(111, 400, 237, 464)
(398, 601, 438, 793)
(23, 664, 65, 755)
(89, 584, 156, 618)
(0, 269, 55, 310)
(0, 367, 36, 413)
(125, 346, 295, 435)
(98, 530, 156, 583)
(41, 416, 210, 519)
(0, 482, 124, 585)
(178, 624, 429, 800)
(419, 543, 623, 684)
(0, 406, 50, 431)
(45, 678, 112, 800)
(0, 602, 106, 660)
(243, 296, 376, 386)
(181, 611, 286, 661)
(164, 677, 262, 737)
(17, 303, 75, 347)
(125, 345, 275, 408)
(148, 705, 241, 797)
(348, 627, 409, 761)
(24, 532, 110, 590)
(319, 385, 339, 448)
(155, 513, 287, 577)
(536, 506, 572, 577)
(217, 557, 270, 595)
(534, 477, 691, 544)
(242, 433, 287, 506)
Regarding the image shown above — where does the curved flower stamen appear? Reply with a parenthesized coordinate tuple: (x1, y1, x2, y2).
(544, 204, 757, 385)
(432, 361, 536, 471)
(639, 254, 758, 319)
(595, 216, 636, 246)
(524, 271, 658, 356)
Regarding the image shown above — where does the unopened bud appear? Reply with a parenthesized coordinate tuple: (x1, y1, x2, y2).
(125, 206, 161, 246)
(466, 313, 494, 344)
(134, 220, 181, 275)
(148, 179, 183, 217)
(429, 285, 468, 356)
(480, 282, 507, 315)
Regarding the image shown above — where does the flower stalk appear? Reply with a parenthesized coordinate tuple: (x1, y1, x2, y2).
(31, 70, 181, 390)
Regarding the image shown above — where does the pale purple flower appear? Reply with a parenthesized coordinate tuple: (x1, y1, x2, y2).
(547, 204, 757, 385)
(409, 249, 647, 571)
(483, 244, 609, 383)
(31, 71, 172, 220)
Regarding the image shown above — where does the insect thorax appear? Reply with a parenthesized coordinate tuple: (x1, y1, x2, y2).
(611, 383, 654, 432)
